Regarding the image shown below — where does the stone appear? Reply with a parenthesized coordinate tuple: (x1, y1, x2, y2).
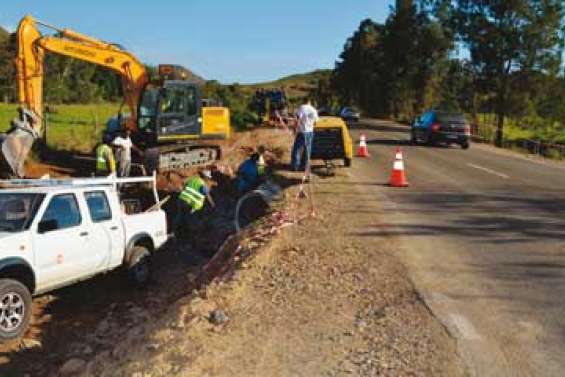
(126, 326, 143, 341)
(209, 309, 229, 325)
(59, 358, 86, 376)
(112, 342, 129, 359)
(21, 338, 42, 350)
(96, 319, 111, 334)
(191, 299, 217, 317)
(146, 343, 160, 352)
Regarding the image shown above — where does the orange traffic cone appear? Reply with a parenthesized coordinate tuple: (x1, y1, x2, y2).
(389, 149, 409, 187)
(357, 134, 370, 157)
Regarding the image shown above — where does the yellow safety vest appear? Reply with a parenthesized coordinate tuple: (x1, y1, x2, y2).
(257, 155, 266, 176)
(179, 176, 206, 212)
(96, 144, 115, 173)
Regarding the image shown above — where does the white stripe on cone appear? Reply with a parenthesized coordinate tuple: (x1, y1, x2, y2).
(393, 160, 404, 170)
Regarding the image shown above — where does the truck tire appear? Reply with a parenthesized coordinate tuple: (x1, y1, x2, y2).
(0, 279, 32, 341)
(127, 246, 151, 287)
(344, 157, 352, 167)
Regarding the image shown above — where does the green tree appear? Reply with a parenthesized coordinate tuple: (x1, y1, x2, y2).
(332, 2, 452, 119)
(333, 19, 384, 114)
(453, 0, 564, 146)
(0, 29, 16, 103)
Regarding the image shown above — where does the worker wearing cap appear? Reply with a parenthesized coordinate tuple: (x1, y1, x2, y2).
(112, 128, 142, 177)
(95, 136, 116, 177)
(236, 152, 267, 194)
(174, 169, 216, 237)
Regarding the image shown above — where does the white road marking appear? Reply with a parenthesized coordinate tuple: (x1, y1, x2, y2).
(467, 163, 510, 179)
(449, 314, 482, 340)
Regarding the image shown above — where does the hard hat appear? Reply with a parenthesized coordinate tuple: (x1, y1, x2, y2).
(200, 169, 212, 179)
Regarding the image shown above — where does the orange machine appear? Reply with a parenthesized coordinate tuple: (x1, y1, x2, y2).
(1, 15, 230, 178)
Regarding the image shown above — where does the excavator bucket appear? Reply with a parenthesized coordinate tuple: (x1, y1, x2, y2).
(0, 125, 36, 179)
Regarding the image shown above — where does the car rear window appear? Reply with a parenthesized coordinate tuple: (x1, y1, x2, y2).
(437, 113, 466, 123)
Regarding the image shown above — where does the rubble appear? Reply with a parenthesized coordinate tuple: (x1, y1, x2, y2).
(209, 309, 229, 325)
(59, 358, 86, 376)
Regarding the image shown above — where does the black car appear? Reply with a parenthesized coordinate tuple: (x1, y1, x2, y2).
(411, 110, 471, 149)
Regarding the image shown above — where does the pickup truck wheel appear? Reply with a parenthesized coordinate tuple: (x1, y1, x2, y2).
(0, 279, 32, 340)
(128, 246, 151, 287)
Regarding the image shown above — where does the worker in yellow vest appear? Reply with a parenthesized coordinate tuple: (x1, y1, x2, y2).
(95, 138, 116, 177)
(173, 169, 216, 237)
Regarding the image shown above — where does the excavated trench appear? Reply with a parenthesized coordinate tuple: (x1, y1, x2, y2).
(0, 161, 292, 376)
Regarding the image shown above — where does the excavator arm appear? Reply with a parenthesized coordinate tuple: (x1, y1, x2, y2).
(1, 15, 148, 177)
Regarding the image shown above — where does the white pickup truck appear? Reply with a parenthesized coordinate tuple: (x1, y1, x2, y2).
(0, 175, 168, 340)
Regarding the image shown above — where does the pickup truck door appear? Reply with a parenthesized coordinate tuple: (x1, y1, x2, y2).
(33, 193, 90, 290)
(82, 191, 124, 273)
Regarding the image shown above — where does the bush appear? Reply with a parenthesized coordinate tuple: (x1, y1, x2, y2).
(231, 110, 257, 131)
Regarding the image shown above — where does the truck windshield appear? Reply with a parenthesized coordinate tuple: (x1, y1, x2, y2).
(0, 193, 45, 233)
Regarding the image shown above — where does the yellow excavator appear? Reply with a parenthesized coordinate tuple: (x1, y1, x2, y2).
(0, 15, 230, 178)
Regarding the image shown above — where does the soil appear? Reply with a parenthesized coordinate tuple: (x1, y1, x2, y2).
(0, 127, 465, 376)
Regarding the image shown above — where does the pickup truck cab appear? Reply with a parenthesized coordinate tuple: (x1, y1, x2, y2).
(0, 175, 167, 340)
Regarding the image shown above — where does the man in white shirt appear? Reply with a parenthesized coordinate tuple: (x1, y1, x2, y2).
(292, 98, 319, 171)
(112, 129, 142, 177)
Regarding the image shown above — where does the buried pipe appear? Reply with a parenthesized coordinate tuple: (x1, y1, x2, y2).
(234, 181, 282, 233)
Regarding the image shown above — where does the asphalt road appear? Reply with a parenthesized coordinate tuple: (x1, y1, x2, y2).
(346, 119, 565, 377)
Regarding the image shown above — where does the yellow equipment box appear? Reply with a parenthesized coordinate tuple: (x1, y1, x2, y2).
(311, 116, 353, 167)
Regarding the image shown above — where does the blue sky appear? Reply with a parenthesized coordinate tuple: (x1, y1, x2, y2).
(1, 0, 395, 83)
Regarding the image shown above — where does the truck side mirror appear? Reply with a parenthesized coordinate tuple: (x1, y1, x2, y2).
(38, 219, 58, 233)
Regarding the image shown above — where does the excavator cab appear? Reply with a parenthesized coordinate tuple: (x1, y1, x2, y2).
(136, 81, 202, 146)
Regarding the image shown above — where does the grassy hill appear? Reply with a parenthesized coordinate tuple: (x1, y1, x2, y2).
(0, 27, 9, 42)
(246, 69, 332, 101)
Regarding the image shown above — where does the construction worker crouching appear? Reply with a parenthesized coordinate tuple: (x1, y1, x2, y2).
(95, 135, 116, 177)
(173, 169, 216, 238)
(236, 152, 267, 194)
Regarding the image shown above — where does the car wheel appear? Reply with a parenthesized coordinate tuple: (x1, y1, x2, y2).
(461, 142, 470, 150)
(422, 132, 431, 146)
(127, 246, 152, 286)
(410, 130, 418, 145)
(344, 157, 352, 167)
(0, 279, 32, 341)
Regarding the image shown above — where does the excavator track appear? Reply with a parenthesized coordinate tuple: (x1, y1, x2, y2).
(144, 144, 222, 172)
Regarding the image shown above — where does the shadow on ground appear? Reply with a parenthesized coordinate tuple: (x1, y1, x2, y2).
(349, 190, 565, 243)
